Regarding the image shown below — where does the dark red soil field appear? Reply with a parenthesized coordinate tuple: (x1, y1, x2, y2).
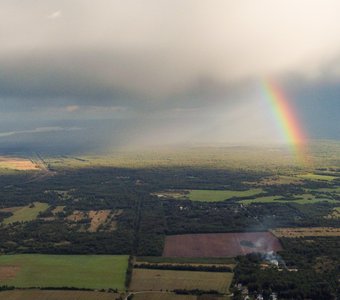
(163, 232, 282, 257)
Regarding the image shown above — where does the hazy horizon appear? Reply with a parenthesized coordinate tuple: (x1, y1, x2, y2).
(1, 0, 339, 154)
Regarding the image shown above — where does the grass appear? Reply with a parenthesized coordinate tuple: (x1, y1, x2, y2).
(0, 290, 121, 300)
(186, 189, 263, 202)
(2, 202, 49, 224)
(271, 227, 340, 238)
(240, 194, 339, 205)
(0, 254, 128, 290)
(130, 269, 233, 293)
(297, 173, 338, 181)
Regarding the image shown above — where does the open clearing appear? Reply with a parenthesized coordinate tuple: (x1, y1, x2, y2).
(325, 207, 340, 219)
(66, 209, 121, 232)
(239, 193, 338, 205)
(187, 189, 263, 202)
(130, 269, 233, 293)
(1, 202, 49, 224)
(0, 290, 121, 300)
(163, 232, 282, 257)
(156, 189, 263, 202)
(0, 254, 128, 290)
(0, 156, 39, 171)
(297, 173, 337, 181)
(271, 227, 340, 238)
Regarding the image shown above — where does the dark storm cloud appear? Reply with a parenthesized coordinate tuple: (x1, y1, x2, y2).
(0, 0, 339, 150)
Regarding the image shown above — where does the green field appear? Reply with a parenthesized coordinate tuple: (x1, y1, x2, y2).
(297, 173, 338, 181)
(130, 269, 233, 293)
(0, 255, 128, 290)
(240, 194, 339, 205)
(0, 290, 121, 300)
(186, 189, 263, 202)
(2, 202, 49, 224)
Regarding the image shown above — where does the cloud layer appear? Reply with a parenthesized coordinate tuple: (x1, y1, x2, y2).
(0, 0, 339, 150)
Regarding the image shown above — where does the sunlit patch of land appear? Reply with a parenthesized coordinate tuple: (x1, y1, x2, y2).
(1, 202, 49, 224)
(155, 189, 263, 202)
(0, 156, 39, 171)
(325, 207, 340, 219)
(297, 173, 337, 181)
(271, 227, 340, 237)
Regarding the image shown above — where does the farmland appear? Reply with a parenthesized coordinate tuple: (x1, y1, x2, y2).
(0, 254, 128, 290)
(0, 143, 338, 298)
(0, 156, 39, 171)
(0, 290, 121, 300)
(1, 202, 49, 224)
(131, 292, 197, 300)
(186, 189, 263, 202)
(163, 232, 282, 257)
(271, 227, 340, 238)
(129, 269, 233, 293)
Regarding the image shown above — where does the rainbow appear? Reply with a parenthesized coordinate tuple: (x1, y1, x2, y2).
(261, 79, 310, 165)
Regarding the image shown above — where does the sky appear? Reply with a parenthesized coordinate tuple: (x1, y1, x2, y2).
(0, 0, 339, 154)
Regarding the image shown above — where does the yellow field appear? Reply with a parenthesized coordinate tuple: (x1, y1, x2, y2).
(130, 269, 233, 293)
(0, 157, 39, 170)
(271, 227, 340, 238)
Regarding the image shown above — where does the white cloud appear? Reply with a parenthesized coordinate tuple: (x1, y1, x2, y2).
(47, 10, 61, 19)
(0, 127, 81, 138)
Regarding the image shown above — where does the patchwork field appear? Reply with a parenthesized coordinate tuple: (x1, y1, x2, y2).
(129, 269, 233, 293)
(66, 209, 122, 232)
(163, 232, 282, 257)
(156, 189, 263, 202)
(0, 290, 121, 300)
(1, 202, 49, 224)
(0, 156, 39, 171)
(0, 255, 128, 290)
(271, 227, 340, 238)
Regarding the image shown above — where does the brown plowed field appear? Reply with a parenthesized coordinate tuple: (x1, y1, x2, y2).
(163, 232, 282, 257)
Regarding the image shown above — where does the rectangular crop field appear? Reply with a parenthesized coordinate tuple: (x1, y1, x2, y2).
(187, 189, 263, 202)
(0, 290, 121, 300)
(271, 227, 340, 238)
(163, 232, 282, 257)
(0, 254, 128, 290)
(132, 292, 197, 300)
(130, 269, 233, 293)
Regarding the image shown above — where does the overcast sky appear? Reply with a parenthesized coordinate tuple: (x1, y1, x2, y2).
(0, 0, 339, 153)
